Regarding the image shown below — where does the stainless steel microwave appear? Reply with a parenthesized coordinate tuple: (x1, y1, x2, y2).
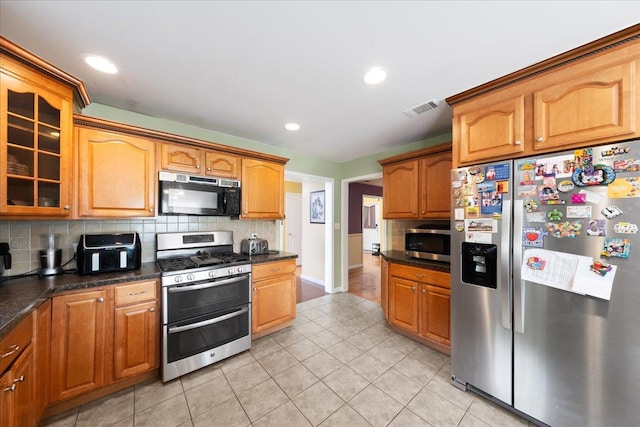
(158, 171, 241, 216)
(405, 221, 451, 262)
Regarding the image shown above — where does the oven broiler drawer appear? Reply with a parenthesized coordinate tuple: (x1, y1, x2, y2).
(163, 304, 251, 381)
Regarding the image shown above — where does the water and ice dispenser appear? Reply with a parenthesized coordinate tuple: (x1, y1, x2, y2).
(461, 242, 498, 288)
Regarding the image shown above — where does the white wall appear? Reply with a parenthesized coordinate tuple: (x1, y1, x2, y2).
(301, 181, 325, 285)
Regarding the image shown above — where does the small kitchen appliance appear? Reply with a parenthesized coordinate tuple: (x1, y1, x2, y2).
(0, 242, 11, 275)
(76, 232, 141, 275)
(39, 234, 63, 276)
(240, 234, 269, 255)
(156, 231, 252, 382)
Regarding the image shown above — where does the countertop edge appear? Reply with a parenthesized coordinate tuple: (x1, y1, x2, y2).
(380, 250, 451, 273)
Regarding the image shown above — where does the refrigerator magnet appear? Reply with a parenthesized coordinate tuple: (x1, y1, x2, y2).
(524, 199, 539, 212)
(614, 222, 638, 234)
(602, 205, 623, 219)
(601, 238, 631, 258)
(586, 219, 606, 236)
(526, 211, 547, 223)
(547, 209, 563, 221)
(572, 165, 616, 186)
(522, 228, 547, 247)
(613, 158, 640, 172)
(608, 177, 640, 198)
(590, 260, 612, 277)
(571, 193, 587, 204)
(557, 180, 575, 192)
(566, 205, 592, 219)
(546, 221, 582, 238)
(454, 221, 465, 232)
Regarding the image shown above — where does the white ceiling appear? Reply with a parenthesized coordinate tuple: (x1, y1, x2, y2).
(1, 1, 638, 162)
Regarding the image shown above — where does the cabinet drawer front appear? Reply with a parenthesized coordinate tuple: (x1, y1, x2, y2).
(252, 259, 296, 282)
(389, 263, 450, 288)
(115, 280, 157, 306)
(0, 312, 33, 374)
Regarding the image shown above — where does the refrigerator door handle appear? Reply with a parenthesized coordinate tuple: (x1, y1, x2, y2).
(501, 199, 512, 330)
(513, 198, 525, 334)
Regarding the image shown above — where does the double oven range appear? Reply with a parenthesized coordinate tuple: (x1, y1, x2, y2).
(156, 231, 251, 382)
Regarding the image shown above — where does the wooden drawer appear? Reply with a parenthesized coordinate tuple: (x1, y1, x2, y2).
(252, 259, 296, 282)
(114, 280, 158, 307)
(389, 263, 450, 289)
(0, 312, 33, 374)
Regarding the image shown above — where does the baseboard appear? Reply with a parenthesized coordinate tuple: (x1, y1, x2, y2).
(348, 263, 363, 270)
(300, 274, 324, 287)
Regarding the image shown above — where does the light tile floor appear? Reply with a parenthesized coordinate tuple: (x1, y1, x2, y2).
(42, 293, 534, 427)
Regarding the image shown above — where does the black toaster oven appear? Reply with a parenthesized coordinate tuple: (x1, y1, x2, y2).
(76, 233, 142, 275)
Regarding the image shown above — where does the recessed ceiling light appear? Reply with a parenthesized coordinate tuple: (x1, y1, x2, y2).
(285, 123, 300, 131)
(363, 66, 388, 85)
(84, 55, 118, 74)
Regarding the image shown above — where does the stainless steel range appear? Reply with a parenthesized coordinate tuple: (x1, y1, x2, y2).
(156, 231, 252, 382)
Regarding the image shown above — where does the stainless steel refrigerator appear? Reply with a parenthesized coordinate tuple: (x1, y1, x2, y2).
(450, 140, 640, 426)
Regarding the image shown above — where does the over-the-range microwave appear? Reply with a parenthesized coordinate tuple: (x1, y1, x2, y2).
(405, 221, 451, 262)
(158, 171, 241, 216)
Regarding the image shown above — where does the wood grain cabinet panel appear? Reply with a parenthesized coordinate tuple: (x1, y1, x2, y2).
(0, 344, 34, 427)
(420, 284, 451, 347)
(419, 151, 453, 218)
(76, 126, 156, 217)
(251, 259, 296, 337)
(113, 301, 158, 380)
(161, 142, 240, 178)
(388, 276, 419, 334)
(49, 289, 109, 403)
(241, 158, 285, 219)
(382, 160, 419, 219)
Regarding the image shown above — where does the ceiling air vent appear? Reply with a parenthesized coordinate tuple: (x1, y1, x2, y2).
(403, 99, 440, 118)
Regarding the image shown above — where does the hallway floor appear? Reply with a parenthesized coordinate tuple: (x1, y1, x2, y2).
(348, 252, 381, 304)
(42, 292, 532, 427)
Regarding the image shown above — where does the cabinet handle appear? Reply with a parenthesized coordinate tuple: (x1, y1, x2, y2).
(13, 375, 25, 383)
(252, 287, 257, 292)
(97, 297, 104, 303)
(149, 307, 155, 312)
(414, 273, 425, 278)
(4, 384, 16, 392)
(1, 345, 19, 358)
(536, 136, 544, 142)
(514, 140, 522, 145)
(271, 268, 281, 272)
(63, 205, 71, 210)
(128, 291, 147, 296)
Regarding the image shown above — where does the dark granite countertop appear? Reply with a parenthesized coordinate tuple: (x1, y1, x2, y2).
(381, 250, 450, 273)
(0, 253, 299, 340)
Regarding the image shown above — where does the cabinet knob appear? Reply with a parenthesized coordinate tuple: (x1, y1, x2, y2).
(252, 287, 257, 292)
(97, 297, 104, 303)
(536, 136, 544, 142)
(514, 140, 522, 145)
(3, 384, 16, 393)
(422, 289, 426, 293)
(149, 307, 155, 312)
(149, 207, 154, 212)
(63, 205, 71, 210)
(207, 167, 212, 171)
(415, 273, 424, 278)
(196, 164, 201, 169)
(412, 286, 416, 291)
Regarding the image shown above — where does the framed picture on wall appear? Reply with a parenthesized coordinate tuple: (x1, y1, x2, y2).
(310, 190, 325, 224)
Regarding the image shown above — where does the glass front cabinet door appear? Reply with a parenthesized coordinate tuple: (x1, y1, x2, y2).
(1, 50, 78, 216)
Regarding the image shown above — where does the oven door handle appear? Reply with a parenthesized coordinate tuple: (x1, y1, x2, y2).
(168, 306, 249, 334)
(167, 275, 248, 293)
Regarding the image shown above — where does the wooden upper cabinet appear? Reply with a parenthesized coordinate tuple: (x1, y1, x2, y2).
(419, 151, 453, 218)
(448, 28, 640, 166)
(161, 142, 240, 178)
(241, 158, 285, 219)
(453, 91, 526, 165)
(380, 143, 452, 219)
(382, 160, 419, 219)
(75, 123, 157, 217)
(533, 55, 637, 150)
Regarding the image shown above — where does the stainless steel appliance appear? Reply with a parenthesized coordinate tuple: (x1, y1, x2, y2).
(0, 242, 11, 275)
(39, 233, 63, 276)
(76, 233, 142, 275)
(158, 171, 241, 217)
(450, 141, 640, 426)
(240, 235, 269, 255)
(156, 231, 251, 382)
(404, 220, 451, 262)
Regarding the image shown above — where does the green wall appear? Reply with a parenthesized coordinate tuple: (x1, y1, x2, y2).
(82, 103, 451, 288)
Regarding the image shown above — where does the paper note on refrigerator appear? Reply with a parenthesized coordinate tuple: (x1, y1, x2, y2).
(521, 248, 615, 300)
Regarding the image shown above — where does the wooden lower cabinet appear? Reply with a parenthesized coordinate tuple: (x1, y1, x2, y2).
(50, 288, 110, 403)
(49, 279, 159, 405)
(386, 261, 451, 353)
(380, 258, 389, 318)
(34, 300, 51, 421)
(0, 344, 34, 427)
(251, 259, 296, 337)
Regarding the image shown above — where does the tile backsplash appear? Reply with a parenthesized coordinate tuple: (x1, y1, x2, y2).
(0, 216, 276, 276)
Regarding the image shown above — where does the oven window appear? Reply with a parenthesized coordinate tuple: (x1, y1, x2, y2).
(165, 275, 250, 324)
(166, 305, 249, 363)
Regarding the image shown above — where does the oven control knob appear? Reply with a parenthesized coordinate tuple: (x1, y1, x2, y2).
(187, 274, 195, 281)
(174, 276, 183, 283)
(208, 270, 216, 278)
(228, 268, 235, 275)
(237, 266, 244, 273)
